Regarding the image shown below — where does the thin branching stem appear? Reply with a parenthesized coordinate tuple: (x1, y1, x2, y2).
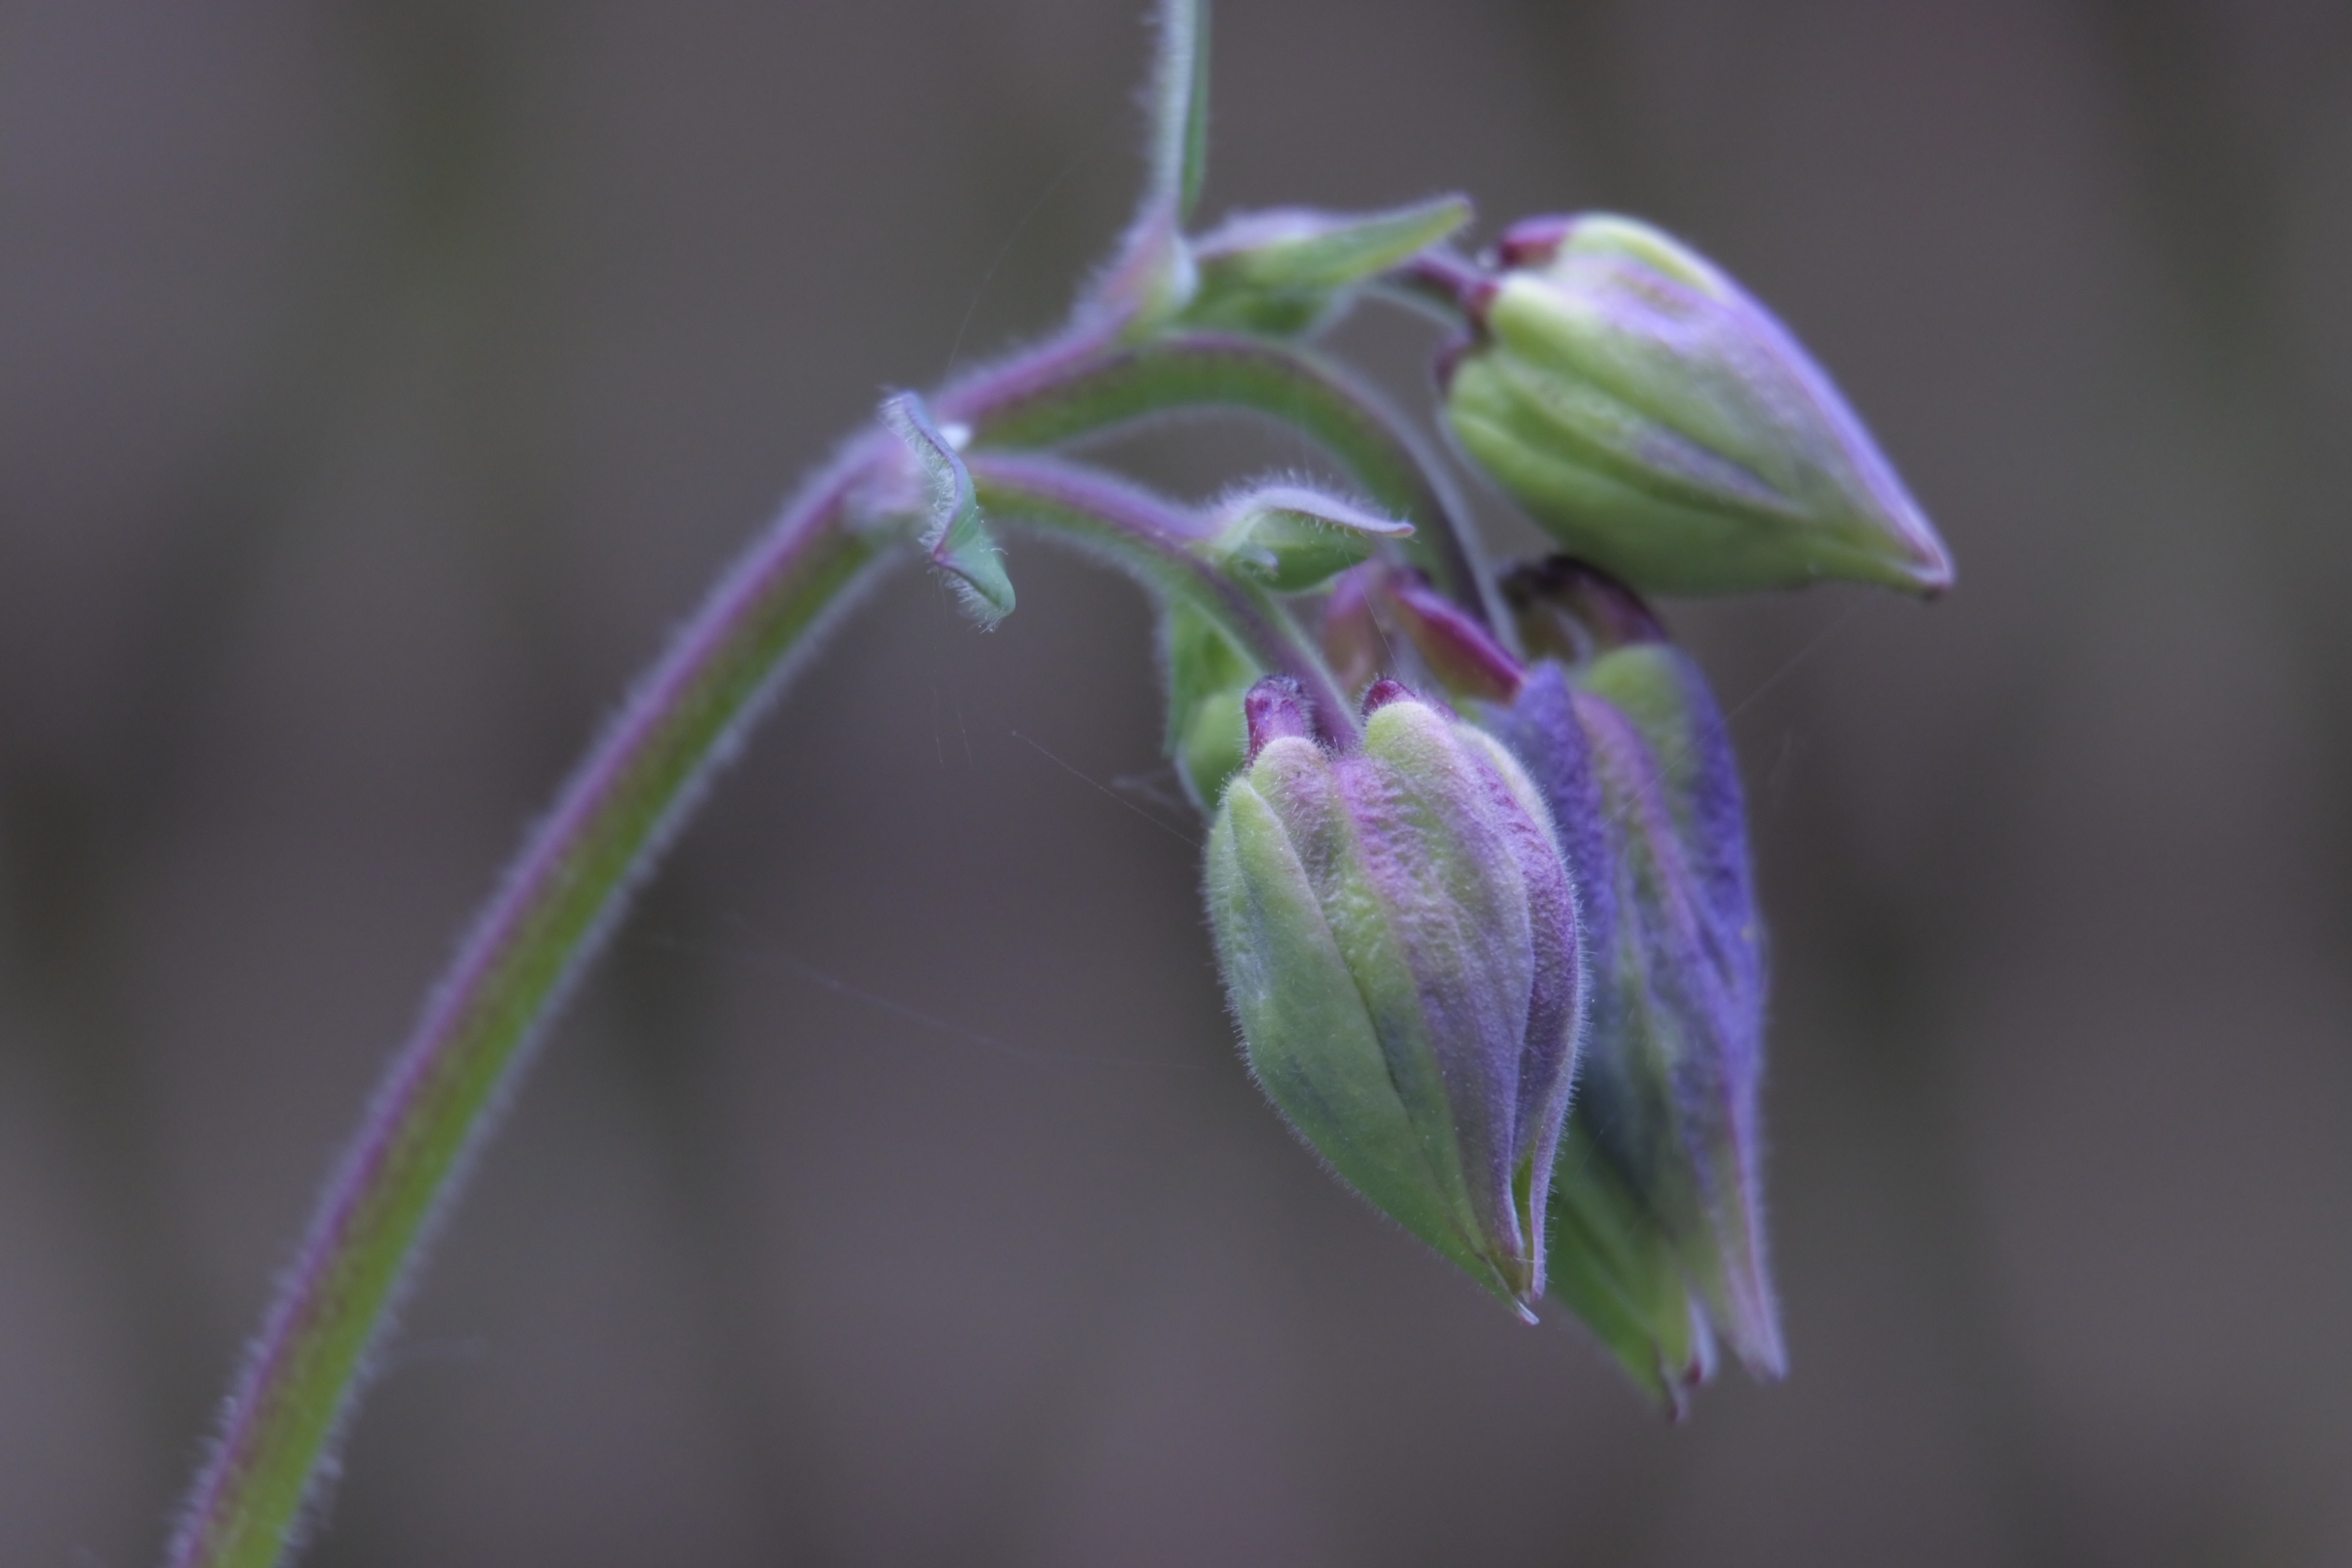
(968, 449, 1361, 747)
(949, 332, 1502, 632)
(166, 433, 900, 1568)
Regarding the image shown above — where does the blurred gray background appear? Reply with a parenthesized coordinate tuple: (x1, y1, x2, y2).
(6, 1, 2352, 1563)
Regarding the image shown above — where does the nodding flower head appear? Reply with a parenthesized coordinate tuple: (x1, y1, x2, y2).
(1205, 677, 1582, 1316)
(1484, 633, 1784, 1413)
(1443, 213, 1953, 597)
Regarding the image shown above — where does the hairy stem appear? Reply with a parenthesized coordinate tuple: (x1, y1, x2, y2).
(967, 450, 1360, 746)
(947, 332, 1500, 629)
(166, 436, 901, 1568)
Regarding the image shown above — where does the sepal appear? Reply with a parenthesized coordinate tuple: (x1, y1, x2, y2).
(1184, 196, 1473, 337)
(881, 392, 1015, 626)
(1201, 483, 1413, 592)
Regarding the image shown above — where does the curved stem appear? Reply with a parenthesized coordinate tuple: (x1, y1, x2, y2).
(166, 435, 904, 1568)
(945, 332, 1502, 631)
(967, 450, 1359, 748)
(1384, 248, 1489, 325)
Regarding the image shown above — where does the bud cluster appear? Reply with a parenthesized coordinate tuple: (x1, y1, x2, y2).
(1166, 203, 1953, 1414)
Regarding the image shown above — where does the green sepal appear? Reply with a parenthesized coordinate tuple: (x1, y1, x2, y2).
(1546, 1132, 1712, 1418)
(1184, 196, 1472, 337)
(1203, 483, 1413, 592)
(1162, 599, 1260, 810)
(881, 392, 1015, 626)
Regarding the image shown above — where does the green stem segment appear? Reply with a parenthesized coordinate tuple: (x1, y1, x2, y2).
(968, 450, 1359, 747)
(165, 438, 901, 1568)
(949, 332, 1500, 628)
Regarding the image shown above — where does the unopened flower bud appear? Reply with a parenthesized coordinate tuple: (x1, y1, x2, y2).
(1206, 678, 1583, 1315)
(1444, 214, 1953, 596)
(1484, 650, 1783, 1400)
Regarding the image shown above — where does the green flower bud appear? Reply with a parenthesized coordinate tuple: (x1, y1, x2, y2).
(1206, 678, 1582, 1316)
(1443, 214, 1954, 596)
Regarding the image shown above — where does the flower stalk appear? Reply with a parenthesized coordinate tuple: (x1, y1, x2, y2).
(162, 0, 1956, 1557)
(166, 441, 898, 1568)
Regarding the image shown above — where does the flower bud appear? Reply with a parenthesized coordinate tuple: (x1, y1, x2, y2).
(1206, 678, 1582, 1315)
(1484, 650, 1784, 1400)
(1443, 214, 1953, 596)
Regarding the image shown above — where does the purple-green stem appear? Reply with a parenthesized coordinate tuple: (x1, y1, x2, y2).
(163, 431, 897, 1568)
(947, 331, 1503, 631)
(164, 291, 1486, 1564)
(967, 449, 1360, 747)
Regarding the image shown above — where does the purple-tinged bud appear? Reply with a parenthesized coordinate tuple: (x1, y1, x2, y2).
(1242, 676, 1315, 760)
(1444, 213, 1954, 597)
(1206, 678, 1583, 1315)
(1483, 648, 1783, 1403)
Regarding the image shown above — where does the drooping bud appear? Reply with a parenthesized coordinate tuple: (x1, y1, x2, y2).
(1206, 678, 1582, 1315)
(1443, 213, 1954, 596)
(1483, 647, 1784, 1403)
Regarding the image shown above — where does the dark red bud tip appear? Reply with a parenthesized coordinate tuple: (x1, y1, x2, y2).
(1493, 215, 1577, 270)
(1243, 677, 1315, 762)
(1361, 677, 1417, 716)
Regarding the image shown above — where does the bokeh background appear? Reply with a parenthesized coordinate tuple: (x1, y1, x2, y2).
(7, 1, 2352, 1563)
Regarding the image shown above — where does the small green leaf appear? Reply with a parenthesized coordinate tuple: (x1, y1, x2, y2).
(1162, 599, 1259, 808)
(1204, 483, 1413, 592)
(881, 392, 1015, 626)
(1185, 196, 1473, 336)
